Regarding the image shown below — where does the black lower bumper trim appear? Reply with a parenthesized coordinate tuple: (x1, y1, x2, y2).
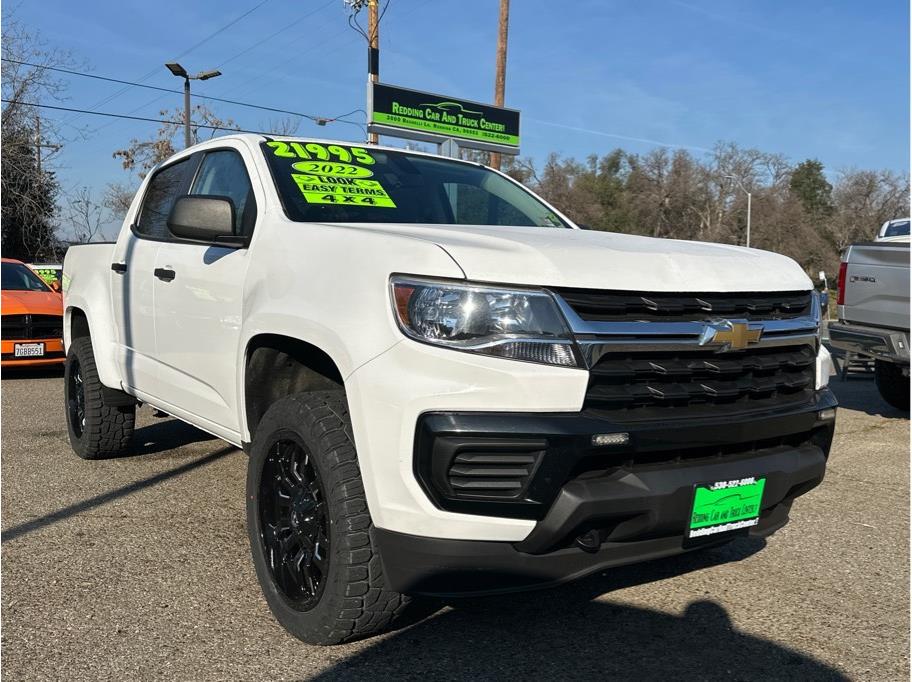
(374, 500, 792, 597)
(380, 435, 830, 595)
(516, 442, 825, 553)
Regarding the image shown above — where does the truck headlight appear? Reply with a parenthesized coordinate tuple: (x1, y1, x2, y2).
(390, 276, 579, 367)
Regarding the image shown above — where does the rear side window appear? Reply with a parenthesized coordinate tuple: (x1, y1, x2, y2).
(884, 220, 910, 238)
(190, 150, 257, 235)
(136, 158, 193, 239)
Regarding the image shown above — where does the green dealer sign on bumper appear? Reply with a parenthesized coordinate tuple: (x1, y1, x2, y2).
(369, 82, 520, 155)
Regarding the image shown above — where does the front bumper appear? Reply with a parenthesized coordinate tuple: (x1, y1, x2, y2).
(376, 389, 836, 596)
(828, 321, 910, 365)
(0, 338, 65, 367)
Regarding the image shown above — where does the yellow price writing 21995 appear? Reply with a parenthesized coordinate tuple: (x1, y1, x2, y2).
(267, 141, 376, 165)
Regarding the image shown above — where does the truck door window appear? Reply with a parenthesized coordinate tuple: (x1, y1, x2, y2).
(190, 150, 257, 236)
(136, 158, 193, 239)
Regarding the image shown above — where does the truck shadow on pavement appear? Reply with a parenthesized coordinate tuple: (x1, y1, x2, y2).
(316, 539, 847, 681)
(829, 376, 908, 419)
(125, 414, 219, 457)
(0, 443, 238, 544)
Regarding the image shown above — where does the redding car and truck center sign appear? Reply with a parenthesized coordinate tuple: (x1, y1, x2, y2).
(368, 82, 521, 155)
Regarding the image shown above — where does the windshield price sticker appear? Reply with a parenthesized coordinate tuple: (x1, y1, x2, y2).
(688, 477, 766, 539)
(291, 174, 396, 207)
(268, 141, 396, 208)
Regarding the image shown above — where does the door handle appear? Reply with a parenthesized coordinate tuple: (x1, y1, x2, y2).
(154, 267, 176, 282)
(111, 262, 127, 274)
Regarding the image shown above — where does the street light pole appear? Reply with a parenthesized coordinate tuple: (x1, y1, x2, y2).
(725, 175, 752, 248)
(746, 190, 752, 249)
(183, 76, 191, 149)
(165, 63, 222, 149)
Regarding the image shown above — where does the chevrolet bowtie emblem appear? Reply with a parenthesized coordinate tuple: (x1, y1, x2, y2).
(700, 321, 762, 350)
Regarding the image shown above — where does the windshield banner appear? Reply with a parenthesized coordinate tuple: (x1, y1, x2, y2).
(369, 82, 520, 154)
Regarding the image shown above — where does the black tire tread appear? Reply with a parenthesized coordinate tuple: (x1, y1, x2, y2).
(249, 391, 408, 645)
(66, 337, 135, 459)
(303, 391, 410, 643)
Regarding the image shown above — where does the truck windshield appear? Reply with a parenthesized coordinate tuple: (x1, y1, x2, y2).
(261, 140, 568, 228)
(1, 262, 51, 292)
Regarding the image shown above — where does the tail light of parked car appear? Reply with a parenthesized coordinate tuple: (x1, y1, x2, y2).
(836, 261, 848, 306)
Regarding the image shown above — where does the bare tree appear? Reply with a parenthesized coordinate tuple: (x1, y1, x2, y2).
(827, 169, 909, 252)
(112, 104, 240, 176)
(64, 187, 112, 244)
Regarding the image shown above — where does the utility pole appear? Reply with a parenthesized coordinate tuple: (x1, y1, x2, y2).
(33, 114, 61, 176)
(367, 0, 380, 144)
(35, 114, 42, 175)
(490, 0, 510, 170)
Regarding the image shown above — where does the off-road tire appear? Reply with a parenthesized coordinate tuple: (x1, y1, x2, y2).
(874, 360, 910, 411)
(246, 391, 408, 645)
(64, 337, 135, 459)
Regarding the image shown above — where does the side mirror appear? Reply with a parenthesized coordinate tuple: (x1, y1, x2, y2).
(49, 280, 61, 293)
(167, 196, 245, 246)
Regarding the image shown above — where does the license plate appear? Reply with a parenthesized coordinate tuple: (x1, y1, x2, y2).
(13, 343, 45, 358)
(687, 477, 765, 540)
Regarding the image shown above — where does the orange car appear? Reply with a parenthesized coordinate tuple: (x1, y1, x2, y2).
(1, 257, 64, 367)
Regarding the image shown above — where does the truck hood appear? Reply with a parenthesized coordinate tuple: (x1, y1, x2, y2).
(333, 223, 813, 292)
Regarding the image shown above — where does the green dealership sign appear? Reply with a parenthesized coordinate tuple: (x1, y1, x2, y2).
(368, 82, 520, 154)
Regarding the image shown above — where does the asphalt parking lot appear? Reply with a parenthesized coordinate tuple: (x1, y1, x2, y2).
(1, 369, 908, 681)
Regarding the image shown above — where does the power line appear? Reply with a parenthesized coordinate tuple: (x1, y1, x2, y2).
(61, 0, 272, 124)
(3, 99, 271, 135)
(1, 58, 365, 129)
(215, 0, 335, 69)
(4, 99, 366, 138)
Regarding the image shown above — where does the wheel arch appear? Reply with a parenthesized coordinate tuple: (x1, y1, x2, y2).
(243, 333, 347, 442)
(64, 304, 122, 390)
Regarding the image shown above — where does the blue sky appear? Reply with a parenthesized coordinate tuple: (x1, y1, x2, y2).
(11, 0, 910, 235)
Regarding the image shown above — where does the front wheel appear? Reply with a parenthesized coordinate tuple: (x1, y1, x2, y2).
(246, 391, 408, 645)
(874, 360, 910, 411)
(64, 337, 135, 459)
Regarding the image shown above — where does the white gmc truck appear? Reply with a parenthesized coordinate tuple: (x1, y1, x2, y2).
(63, 135, 838, 644)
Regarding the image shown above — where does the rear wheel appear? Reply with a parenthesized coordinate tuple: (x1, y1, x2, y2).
(246, 391, 408, 645)
(64, 337, 135, 459)
(874, 360, 909, 410)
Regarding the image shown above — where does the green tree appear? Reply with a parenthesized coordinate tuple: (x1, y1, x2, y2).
(789, 159, 833, 216)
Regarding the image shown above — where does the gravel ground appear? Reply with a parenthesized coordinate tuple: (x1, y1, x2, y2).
(1, 369, 908, 681)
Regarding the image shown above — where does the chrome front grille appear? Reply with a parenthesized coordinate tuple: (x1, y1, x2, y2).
(552, 288, 813, 322)
(584, 345, 815, 416)
(549, 287, 821, 420)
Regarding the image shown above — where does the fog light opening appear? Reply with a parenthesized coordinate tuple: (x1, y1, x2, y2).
(817, 407, 837, 421)
(592, 432, 630, 447)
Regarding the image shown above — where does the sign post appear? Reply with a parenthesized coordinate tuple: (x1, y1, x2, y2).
(368, 82, 520, 156)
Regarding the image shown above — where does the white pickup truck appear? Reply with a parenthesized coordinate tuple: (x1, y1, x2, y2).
(63, 135, 838, 644)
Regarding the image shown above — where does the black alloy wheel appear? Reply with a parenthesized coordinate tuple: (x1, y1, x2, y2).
(259, 437, 330, 610)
